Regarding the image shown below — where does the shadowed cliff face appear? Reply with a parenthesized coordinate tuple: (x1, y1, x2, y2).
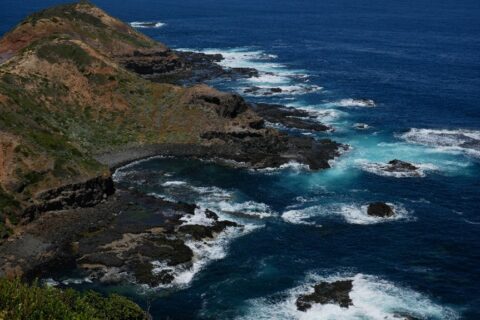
(0, 1, 341, 235)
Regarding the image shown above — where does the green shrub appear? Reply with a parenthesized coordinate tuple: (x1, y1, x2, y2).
(0, 188, 18, 214)
(0, 278, 147, 320)
(36, 42, 92, 69)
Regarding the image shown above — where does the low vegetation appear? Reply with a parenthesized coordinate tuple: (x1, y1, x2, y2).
(0, 278, 147, 320)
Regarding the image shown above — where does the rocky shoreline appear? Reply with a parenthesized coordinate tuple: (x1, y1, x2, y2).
(0, 188, 241, 287)
(0, 0, 347, 298)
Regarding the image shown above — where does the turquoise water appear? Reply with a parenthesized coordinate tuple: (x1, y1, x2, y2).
(1, 0, 479, 318)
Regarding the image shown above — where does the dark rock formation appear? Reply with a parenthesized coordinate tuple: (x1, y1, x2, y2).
(296, 280, 353, 311)
(23, 176, 115, 222)
(117, 49, 184, 75)
(178, 220, 238, 240)
(367, 202, 394, 218)
(387, 160, 419, 172)
(191, 91, 249, 118)
(252, 103, 330, 132)
(200, 129, 342, 170)
(0, 189, 242, 286)
(244, 87, 285, 96)
(126, 50, 259, 84)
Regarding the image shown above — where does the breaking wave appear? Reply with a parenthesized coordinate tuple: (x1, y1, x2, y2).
(327, 98, 376, 108)
(238, 273, 459, 320)
(179, 47, 320, 97)
(399, 128, 480, 159)
(282, 202, 412, 226)
(129, 21, 165, 28)
(357, 160, 438, 178)
(256, 161, 310, 174)
(150, 208, 259, 289)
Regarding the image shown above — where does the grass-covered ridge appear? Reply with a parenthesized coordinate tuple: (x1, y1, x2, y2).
(1, 0, 157, 57)
(24, 1, 106, 28)
(0, 278, 147, 320)
(0, 1, 260, 234)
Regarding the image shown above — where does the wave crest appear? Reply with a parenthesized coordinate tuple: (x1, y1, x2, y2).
(130, 21, 165, 28)
(399, 128, 480, 159)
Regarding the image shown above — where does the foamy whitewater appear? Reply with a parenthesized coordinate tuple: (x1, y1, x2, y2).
(129, 21, 166, 28)
(237, 273, 459, 320)
(400, 128, 480, 159)
(150, 211, 259, 289)
(327, 99, 376, 108)
(356, 160, 438, 178)
(178, 47, 321, 96)
(282, 202, 412, 226)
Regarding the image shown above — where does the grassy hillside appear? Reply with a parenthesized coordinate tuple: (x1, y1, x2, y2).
(0, 1, 159, 59)
(0, 2, 263, 234)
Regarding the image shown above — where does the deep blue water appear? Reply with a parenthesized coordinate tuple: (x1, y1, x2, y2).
(1, 0, 480, 319)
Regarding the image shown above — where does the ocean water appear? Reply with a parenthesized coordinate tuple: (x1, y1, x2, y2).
(1, 0, 480, 319)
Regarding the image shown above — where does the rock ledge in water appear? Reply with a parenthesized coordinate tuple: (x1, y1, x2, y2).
(387, 159, 419, 172)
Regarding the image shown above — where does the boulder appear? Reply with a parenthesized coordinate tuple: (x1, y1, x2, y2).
(367, 202, 394, 218)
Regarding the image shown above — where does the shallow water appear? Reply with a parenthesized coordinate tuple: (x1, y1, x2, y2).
(2, 0, 480, 319)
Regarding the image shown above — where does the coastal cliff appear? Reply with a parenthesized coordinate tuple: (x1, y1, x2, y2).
(0, 1, 341, 237)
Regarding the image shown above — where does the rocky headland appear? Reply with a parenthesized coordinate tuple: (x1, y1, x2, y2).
(0, 0, 343, 290)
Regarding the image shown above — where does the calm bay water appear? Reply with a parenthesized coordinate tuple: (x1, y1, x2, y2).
(1, 0, 479, 319)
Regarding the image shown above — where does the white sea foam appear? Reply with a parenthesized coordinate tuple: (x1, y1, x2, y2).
(180, 207, 216, 226)
(130, 21, 165, 28)
(238, 273, 459, 320)
(356, 159, 437, 178)
(144, 185, 268, 289)
(200, 199, 275, 219)
(156, 180, 275, 219)
(399, 128, 480, 159)
(286, 104, 347, 124)
(282, 202, 412, 226)
(281, 210, 317, 226)
(43, 278, 60, 287)
(256, 161, 310, 173)
(353, 123, 370, 130)
(189, 185, 233, 201)
(43, 277, 93, 287)
(178, 47, 320, 96)
(242, 84, 323, 96)
(336, 203, 411, 225)
(112, 155, 170, 182)
(151, 224, 259, 288)
(249, 73, 290, 85)
(329, 98, 376, 108)
(161, 180, 187, 187)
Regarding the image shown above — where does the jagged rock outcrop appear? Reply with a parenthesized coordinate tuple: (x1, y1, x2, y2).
(252, 103, 330, 132)
(23, 175, 114, 221)
(296, 280, 353, 311)
(0, 190, 242, 287)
